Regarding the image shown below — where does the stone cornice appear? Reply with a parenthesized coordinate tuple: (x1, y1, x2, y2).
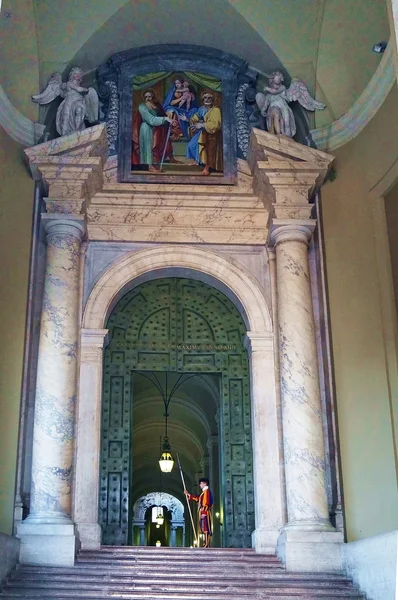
(0, 84, 45, 147)
(310, 41, 395, 151)
(24, 124, 108, 212)
(248, 129, 334, 220)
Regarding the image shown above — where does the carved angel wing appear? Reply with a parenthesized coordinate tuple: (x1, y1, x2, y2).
(255, 92, 270, 116)
(84, 87, 99, 123)
(285, 79, 326, 111)
(31, 73, 63, 105)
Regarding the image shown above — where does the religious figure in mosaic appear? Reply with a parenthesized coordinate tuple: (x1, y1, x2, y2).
(132, 88, 177, 172)
(255, 71, 325, 138)
(180, 90, 223, 176)
(162, 77, 199, 139)
(32, 67, 99, 136)
(131, 72, 223, 177)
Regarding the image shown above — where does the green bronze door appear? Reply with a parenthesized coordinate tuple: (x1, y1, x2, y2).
(100, 278, 254, 547)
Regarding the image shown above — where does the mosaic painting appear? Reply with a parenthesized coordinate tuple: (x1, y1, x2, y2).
(131, 72, 223, 177)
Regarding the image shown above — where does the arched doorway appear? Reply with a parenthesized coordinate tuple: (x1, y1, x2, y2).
(100, 278, 254, 547)
(132, 492, 185, 547)
(76, 245, 283, 555)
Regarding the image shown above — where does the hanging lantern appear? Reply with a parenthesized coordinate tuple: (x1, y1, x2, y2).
(159, 436, 174, 473)
(156, 511, 164, 526)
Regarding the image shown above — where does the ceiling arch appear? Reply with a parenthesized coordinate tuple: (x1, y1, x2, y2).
(0, 0, 391, 137)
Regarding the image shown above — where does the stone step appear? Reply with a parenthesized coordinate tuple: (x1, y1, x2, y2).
(0, 592, 365, 600)
(75, 558, 284, 570)
(0, 547, 364, 600)
(77, 549, 281, 564)
(83, 549, 276, 560)
(94, 546, 271, 556)
(5, 577, 357, 592)
(13, 569, 353, 585)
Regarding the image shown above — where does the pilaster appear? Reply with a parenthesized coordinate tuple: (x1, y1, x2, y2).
(244, 332, 284, 554)
(74, 329, 109, 550)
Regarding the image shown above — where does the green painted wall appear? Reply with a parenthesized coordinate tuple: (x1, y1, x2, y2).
(322, 86, 398, 541)
(0, 126, 34, 534)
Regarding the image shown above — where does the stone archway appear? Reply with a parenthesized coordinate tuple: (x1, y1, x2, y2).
(74, 245, 284, 554)
(133, 493, 185, 547)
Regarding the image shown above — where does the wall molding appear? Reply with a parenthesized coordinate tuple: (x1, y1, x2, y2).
(0, 84, 44, 147)
(311, 42, 396, 151)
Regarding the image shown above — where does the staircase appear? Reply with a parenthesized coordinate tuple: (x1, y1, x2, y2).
(0, 547, 364, 599)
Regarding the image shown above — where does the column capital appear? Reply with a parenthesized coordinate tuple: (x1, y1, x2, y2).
(80, 329, 109, 361)
(81, 328, 109, 348)
(269, 219, 316, 247)
(244, 332, 274, 353)
(42, 214, 86, 243)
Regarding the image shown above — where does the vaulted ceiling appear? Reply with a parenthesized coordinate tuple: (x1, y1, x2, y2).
(0, 0, 391, 129)
(131, 372, 220, 505)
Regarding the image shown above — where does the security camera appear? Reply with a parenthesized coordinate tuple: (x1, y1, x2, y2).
(372, 41, 387, 54)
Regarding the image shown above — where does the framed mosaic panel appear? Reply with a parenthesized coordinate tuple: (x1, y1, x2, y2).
(102, 45, 247, 185)
(131, 72, 223, 179)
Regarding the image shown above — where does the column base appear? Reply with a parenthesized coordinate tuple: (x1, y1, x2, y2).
(17, 522, 77, 567)
(277, 528, 344, 572)
(252, 527, 279, 554)
(76, 523, 101, 550)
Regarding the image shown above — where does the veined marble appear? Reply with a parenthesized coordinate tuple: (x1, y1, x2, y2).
(28, 217, 85, 521)
(89, 159, 267, 244)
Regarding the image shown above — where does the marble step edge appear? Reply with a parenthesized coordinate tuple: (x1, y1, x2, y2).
(0, 591, 365, 600)
(72, 561, 284, 571)
(83, 546, 272, 560)
(97, 547, 260, 552)
(12, 571, 351, 583)
(78, 553, 280, 561)
(20, 562, 284, 571)
(5, 578, 356, 591)
(78, 551, 280, 560)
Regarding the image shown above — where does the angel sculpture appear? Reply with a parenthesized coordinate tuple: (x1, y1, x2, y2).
(255, 71, 325, 138)
(32, 67, 99, 137)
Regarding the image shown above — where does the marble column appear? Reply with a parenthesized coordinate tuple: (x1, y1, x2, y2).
(18, 215, 85, 567)
(244, 333, 284, 554)
(271, 221, 343, 572)
(74, 328, 109, 549)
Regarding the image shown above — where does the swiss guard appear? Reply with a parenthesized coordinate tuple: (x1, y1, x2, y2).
(184, 478, 214, 548)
